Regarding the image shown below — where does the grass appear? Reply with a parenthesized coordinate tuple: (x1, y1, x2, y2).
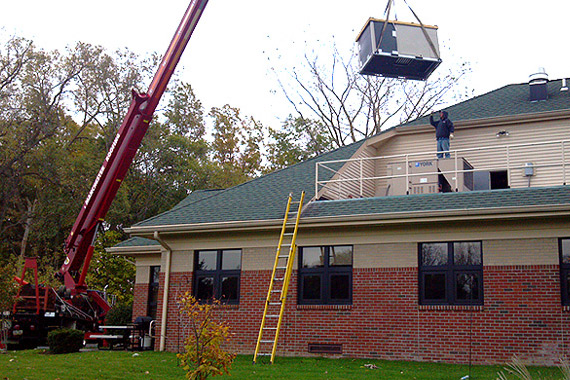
(1, 350, 568, 380)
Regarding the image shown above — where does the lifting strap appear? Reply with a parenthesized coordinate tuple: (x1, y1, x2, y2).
(253, 191, 305, 364)
(402, 0, 440, 59)
(377, 0, 440, 60)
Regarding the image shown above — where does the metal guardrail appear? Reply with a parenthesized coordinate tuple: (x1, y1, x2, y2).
(316, 139, 570, 199)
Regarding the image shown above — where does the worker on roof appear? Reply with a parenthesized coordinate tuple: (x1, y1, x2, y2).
(430, 110, 454, 159)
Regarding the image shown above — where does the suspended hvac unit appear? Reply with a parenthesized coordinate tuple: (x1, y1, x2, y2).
(356, 18, 442, 81)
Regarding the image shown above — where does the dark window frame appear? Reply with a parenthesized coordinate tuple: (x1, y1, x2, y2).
(418, 241, 483, 305)
(147, 265, 160, 319)
(194, 249, 241, 304)
(559, 238, 570, 306)
(298, 245, 353, 305)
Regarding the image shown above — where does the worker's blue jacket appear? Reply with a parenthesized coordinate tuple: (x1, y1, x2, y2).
(430, 111, 454, 139)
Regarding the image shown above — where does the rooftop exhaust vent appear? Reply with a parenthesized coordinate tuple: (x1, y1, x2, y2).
(561, 78, 569, 92)
(529, 68, 548, 101)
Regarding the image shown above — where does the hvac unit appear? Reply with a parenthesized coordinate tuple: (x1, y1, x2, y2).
(356, 18, 441, 81)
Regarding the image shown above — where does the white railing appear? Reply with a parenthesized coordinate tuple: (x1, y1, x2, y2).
(315, 139, 570, 200)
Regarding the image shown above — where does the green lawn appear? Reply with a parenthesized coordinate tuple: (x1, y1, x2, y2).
(0, 350, 567, 380)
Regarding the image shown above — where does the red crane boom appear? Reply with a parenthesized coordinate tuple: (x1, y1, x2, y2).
(59, 0, 209, 297)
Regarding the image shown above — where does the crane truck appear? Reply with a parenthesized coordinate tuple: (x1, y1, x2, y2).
(6, 0, 210, 350)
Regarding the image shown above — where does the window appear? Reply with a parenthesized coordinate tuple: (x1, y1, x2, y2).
(147, 266, 160, 319)
(298, 245, 352, 305)
(559, 239, 570, 305)
(419, 242, 483, 305)
(194, 249, 241, 304)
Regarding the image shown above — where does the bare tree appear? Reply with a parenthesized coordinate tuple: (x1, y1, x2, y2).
(275, 41, 472, 147)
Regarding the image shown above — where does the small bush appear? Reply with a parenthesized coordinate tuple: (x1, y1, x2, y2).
(105, 302, 133, 325)
(177, 293, 235, 380)
(47, 328, 84, 354)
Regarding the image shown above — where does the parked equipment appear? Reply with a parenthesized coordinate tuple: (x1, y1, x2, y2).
(7, 0, 210, 350)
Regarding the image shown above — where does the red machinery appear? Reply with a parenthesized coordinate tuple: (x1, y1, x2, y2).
(7, 0, 210, 349)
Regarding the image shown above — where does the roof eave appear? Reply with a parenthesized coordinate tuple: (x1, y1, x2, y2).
(125, 203, 570, 238)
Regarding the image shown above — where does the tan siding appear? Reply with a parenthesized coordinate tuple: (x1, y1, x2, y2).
(242, 247, 281, 271)
(135, 254, 161, 284)
(484, 238, 559, 266)
(320, 118, 570, 198)
(355, 243, 416, 268)
(171, 250, 193, 273)
(320, 145, 377, 199)
(135, 266, 150, 285)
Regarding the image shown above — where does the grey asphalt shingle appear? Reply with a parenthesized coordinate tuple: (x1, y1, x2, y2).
(402, 79, 570, 127)
(302, 186, 570, 219)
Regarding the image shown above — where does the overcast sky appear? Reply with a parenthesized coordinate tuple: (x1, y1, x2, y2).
(2, 0, 570, 128)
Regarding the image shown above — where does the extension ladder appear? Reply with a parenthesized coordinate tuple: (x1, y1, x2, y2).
(253, 191, 305, 364)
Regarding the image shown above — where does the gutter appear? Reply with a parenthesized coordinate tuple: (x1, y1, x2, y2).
(153, 231, 172, 352)
(125, 203, 570, 237)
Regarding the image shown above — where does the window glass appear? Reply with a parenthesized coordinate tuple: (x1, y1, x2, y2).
(330, 246, 353, 266)
(196, 277, 214, 300)
(302, 275, 321, 300)
(150, 266, 160, 284)
(456, 273, 480, 301)
(302, 247, 325, 268)
(562, 239, 570, 264)
(221, 276, 239, 301)
(424, 273, 446, 300)
(330, 274, 350, 300)
(197, 250, 217, 271)
(454, 242, 482, 265)
(422, 243, 448, 266)
(222, 249, 241, 270)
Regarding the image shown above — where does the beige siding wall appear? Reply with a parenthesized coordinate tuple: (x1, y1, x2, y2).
(317, 118, 570, 197)
(320, 144, 377, 200)
(135, 254, 161, 284)
(138, 217, 569, 272)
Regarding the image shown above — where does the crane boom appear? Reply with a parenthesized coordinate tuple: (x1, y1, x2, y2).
(58, 0, 209, 294)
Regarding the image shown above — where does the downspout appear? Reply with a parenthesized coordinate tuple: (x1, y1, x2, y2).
(154, 231, 172, 352)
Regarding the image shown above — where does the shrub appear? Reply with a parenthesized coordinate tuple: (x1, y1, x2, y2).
(177, 293, 235, 380)
(47, 328, 84, 354)
(105, 302, 133, 325)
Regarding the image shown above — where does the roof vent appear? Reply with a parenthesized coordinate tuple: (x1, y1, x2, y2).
(561, 78, 569, 92)
(529, 68, 548, 101)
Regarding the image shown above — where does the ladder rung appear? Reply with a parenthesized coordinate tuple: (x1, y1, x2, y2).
(274, 277, 284, 281)
(283, 232, 294, 236)
(260, 340, 274, 343)
(257, 353, 272, 356)
(271, 290, 281, 293)
(275, 266, 287, 270)
(264, 327, 277, 330)
(267, 315, 279, 318)
(278, 255, 289, 258)
(269, 302, 281, 305)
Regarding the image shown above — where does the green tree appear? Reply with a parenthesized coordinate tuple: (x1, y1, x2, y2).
(209, 105, 264, 188)
(266, 115, 334, 171)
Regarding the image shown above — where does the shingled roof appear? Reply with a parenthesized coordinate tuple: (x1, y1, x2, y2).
(125, 78, 570, 234)
(403, 78, 570, 127)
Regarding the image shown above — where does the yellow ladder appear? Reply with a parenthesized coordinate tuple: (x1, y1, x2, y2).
(253, 191, 305, 364)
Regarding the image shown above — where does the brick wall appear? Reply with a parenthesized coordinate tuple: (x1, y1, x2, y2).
(132, 283, 149, 321)
(145, 264, 569, 365)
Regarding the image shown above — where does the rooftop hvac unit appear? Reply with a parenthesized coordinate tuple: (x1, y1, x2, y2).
(356, 18, 441, 81)
(385, 158, 473, 196)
